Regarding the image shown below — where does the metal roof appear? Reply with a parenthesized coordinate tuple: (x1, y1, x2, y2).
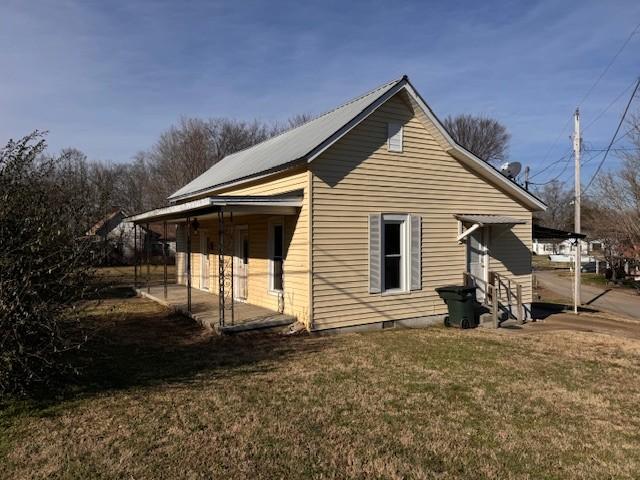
(127, 193, 304, 224)
(455, 214, 527, 226)
(165, 75, 546, 212)
(533, 225, 586, 240)
(168, 77, 404, 201)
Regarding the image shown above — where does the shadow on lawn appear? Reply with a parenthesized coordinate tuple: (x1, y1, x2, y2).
(531, 301, 599, 320)
(52, 286, 324, 402)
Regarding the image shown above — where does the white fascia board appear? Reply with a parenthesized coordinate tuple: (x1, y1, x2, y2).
(401, 82, 547, 212)
(305, 79, 407, 163)
(127, 198, 215, 223)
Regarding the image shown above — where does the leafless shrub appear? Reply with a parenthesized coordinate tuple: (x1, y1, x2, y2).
(0, 132, 94, 396)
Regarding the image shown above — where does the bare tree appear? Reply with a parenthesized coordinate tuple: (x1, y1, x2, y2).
(583, 110, 640, 275)
(443, 114, 511, 164)
(141, 115, 314, 209)
(534, 180, 573, 231)
(285, 113, 314, 129)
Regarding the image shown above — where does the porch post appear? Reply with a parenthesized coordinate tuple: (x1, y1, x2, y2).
(493, 275, 500, 328)
(230, 211, 234, 326)
(517, 283, 524, 325)
(134, 223, 138, 289)
(163, 220, 168, 299)
(146, 222, 150, 293)
(218, 209, 225, 327)
(187, 216, 192, 313)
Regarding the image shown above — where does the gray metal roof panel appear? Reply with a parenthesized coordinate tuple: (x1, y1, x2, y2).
(455, 214, 527, 225)
(169, 77, 404, 201)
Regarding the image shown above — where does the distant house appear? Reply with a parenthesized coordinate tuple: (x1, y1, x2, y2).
(532, 237, 602, 258)
(129, 75, 547, 333)
(86, 207, 175, 264)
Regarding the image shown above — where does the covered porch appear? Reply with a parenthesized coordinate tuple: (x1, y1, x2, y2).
(137, 284, 296, 334)
(127, 191, 304, 333)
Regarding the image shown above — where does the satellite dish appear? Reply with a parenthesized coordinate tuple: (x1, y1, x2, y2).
(500, 161, 522, 179)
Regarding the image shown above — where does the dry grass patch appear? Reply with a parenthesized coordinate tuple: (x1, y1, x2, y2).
(2, 295, 640, 479)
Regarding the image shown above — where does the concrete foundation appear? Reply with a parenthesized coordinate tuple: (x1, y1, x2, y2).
(314, 314, 446, 335)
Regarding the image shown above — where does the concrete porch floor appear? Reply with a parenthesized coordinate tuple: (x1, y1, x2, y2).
(136, 284, 296, 334)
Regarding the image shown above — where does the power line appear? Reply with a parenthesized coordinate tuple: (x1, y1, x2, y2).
(583, 147, 640, 152)
(531, 20, 640, 180)
(528, 148, 573, 181)
(529, 152, 573, 186)
(583, 77, 638, 131)
(583, 78, 640, 194)
(580, 149, 605, 165)
(577, 20, 640, 107)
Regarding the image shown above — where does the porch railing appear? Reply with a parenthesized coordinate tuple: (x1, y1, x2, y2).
(463, 270, 525, 327)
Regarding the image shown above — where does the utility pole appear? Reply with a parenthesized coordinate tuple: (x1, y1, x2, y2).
(573, 108, 581, 314)
(524, 166, 530, 190)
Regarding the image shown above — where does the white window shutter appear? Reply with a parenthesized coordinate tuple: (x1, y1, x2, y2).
(369, 214, 382, 294)
(410, 214, 422, 291)
(387, 122, 403, 152)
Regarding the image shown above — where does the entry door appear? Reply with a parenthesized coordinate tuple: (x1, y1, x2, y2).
(200, 234, 209, 290)
(234, 227, 249, 301)
(467, 228, 488, 301)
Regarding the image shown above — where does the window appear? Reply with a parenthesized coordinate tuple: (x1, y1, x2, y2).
(269, 220, 284, 293)
(383, 220, 403, 290)
(382, 215, 409, 292)
(387, 122, 403, 152)
(369, 213, 421, 294)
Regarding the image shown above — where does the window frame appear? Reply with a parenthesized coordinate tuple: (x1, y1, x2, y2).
(267, 217, 285, 295)
(381, 214, 410, 294)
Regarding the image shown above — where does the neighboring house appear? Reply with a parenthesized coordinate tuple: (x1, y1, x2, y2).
(532, 238, 602, 258)
(87, 207, 175, 264)
(129, 75, 546, 332)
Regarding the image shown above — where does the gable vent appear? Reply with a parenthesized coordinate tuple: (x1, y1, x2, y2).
(387, 122, 403, 152)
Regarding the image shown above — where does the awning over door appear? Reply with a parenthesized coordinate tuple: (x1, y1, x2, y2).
(455, 214, 527, 242)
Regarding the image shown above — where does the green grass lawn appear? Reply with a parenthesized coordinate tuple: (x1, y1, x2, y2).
(96, 264, 176, 286)
(531, 255, 570, 271)
(2, 293, 640, 479)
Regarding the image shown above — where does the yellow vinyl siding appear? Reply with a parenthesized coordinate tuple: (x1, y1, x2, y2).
(176, 170, 310, 326)
(310, 93, 533, 330)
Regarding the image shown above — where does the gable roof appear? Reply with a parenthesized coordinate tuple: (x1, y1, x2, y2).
(86, 208, 127, 237)
(168, 78, 401, 202)
(168, 76, 546, 211)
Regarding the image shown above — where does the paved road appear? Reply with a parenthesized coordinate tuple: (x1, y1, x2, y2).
(535, 270, 640, 321)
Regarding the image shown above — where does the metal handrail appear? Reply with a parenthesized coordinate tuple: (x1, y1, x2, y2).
(463, 270, 525, 326)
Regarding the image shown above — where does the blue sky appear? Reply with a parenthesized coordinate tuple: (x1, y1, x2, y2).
(1, 0, 639, 185)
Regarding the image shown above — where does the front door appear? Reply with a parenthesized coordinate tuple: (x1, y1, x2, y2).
(200, 234, 209, 290)
(234, 227, 249, 301)
(467, 228, 488, 301)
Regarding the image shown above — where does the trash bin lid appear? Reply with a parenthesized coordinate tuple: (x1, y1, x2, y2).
(435, 285, 477, 295)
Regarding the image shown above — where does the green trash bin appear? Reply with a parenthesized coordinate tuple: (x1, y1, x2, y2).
(435, 285, 478, 329)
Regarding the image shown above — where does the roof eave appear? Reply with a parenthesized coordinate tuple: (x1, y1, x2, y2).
(168, 160, 307, 203)
(400, 81, 547, 212)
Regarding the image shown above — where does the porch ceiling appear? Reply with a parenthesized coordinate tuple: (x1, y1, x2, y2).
(127, 192, 303, 224)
